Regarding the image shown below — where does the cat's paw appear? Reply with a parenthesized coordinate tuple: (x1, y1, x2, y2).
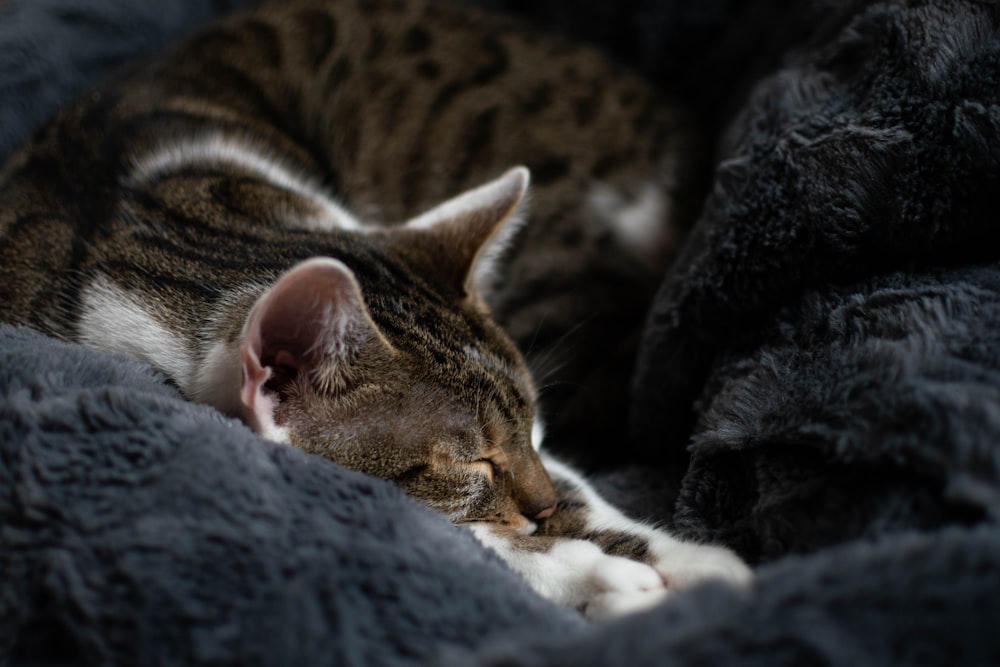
(648, 537, 753, 591)
(581, 557, 668, 619)
(573, 540, 752, 619)
(469, 526, 671, 621)
(547, 540, 668, 620)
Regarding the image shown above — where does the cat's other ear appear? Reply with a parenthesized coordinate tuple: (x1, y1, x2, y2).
(238, 257, 390, 440)
(404, 166, 530, 297)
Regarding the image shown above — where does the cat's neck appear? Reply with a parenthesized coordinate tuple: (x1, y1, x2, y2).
(186, 289, 259, 422)
(77, 273, 263, 421)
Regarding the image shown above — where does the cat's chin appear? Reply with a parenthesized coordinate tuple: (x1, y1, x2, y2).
(512, 519, 538, 536)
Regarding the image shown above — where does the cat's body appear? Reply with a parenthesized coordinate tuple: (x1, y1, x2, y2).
(0, 0, 749, 617)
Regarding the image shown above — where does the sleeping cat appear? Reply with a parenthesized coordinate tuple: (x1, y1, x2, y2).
(0, 0, 750, 617)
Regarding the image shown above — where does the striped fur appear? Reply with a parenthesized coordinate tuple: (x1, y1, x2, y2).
(0, 0, 748, 617)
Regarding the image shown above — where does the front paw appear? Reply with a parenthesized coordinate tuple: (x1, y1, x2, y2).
(649, 538, 753, 591)
(580, 549, 669, 619)
(579, 540, 752, 619)
(541, 540, 670, 620)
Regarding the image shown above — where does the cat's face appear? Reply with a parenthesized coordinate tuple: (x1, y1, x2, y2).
(276, 312, 556, 528)
(238, 168, 557, 529)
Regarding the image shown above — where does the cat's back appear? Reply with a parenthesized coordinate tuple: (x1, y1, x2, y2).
(105, 0, 683, 220)
(0, 0, 695, 457)
(0, 0, 680, 321)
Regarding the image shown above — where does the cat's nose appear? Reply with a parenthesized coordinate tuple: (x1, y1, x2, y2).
(513, 460, 558, 521)
(523, 500, 556, 521)
(532, 503, 556, 520)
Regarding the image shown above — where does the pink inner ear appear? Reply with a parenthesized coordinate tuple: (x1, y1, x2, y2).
(237, 258, 366, 439)
(240, 335, 282, 439)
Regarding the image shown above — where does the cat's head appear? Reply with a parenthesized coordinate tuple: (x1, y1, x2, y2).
(238, 167, 557, 529)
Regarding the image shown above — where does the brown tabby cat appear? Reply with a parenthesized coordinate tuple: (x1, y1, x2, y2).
(0, 0, 749, 617)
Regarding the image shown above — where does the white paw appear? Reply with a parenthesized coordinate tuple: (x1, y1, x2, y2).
(514, 539, 669, 620)
(577, 541, 753, 620)
(649, 538, 753, 591)
(581, 551, 668, 619)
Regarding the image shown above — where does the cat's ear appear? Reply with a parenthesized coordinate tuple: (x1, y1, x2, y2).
(404, 166, 529, 297)
(238, 257, 389, 440)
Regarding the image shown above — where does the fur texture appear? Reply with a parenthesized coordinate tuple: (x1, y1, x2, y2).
(0, 0, 697, 468)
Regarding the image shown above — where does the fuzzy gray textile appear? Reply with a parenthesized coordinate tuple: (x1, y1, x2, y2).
(3, 0, 1000, 665)
(629, 0, 1000, 563)
(0, 0, 271, 163)
(0, 324, 584, 665)
(5, 324, 1000, 666)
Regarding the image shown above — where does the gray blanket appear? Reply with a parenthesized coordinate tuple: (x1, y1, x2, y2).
(3, 0, 1000, 665)
(630, 0, 1000, 561)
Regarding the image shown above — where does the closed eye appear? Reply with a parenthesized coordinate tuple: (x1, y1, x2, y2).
(475, 458, 500, 481)
(395, 464, 428, 485)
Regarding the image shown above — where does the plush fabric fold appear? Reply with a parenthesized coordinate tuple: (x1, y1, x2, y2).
(0, 324, 583, 666)
(629, 0, 1000, 561)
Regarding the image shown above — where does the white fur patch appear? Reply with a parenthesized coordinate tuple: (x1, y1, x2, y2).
(542, 452, 754, 591)
(467, 522, 667, 619)
(531, 418, 545, 452)
(128, 133, 363, 232)
(78, 277, 194, 388)
(188, 339, 242, 415)
(79, 277, 291, 444)
(540, 453, 637, 533)
(587, 182, 670, 255)
(467, 452, 752, 618)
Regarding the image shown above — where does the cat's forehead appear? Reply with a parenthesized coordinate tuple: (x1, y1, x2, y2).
(358, 274, 526, 369)
(461, 343, 536, 402)
(393, 331, 536, 418)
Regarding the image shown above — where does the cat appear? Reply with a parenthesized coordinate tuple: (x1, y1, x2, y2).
(0, 0, 750, 618)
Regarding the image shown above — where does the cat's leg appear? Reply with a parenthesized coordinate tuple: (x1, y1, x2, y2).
(539, 454, 752, 590)
(467, 453, 752, 619)
(467, 522, 670, 619)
